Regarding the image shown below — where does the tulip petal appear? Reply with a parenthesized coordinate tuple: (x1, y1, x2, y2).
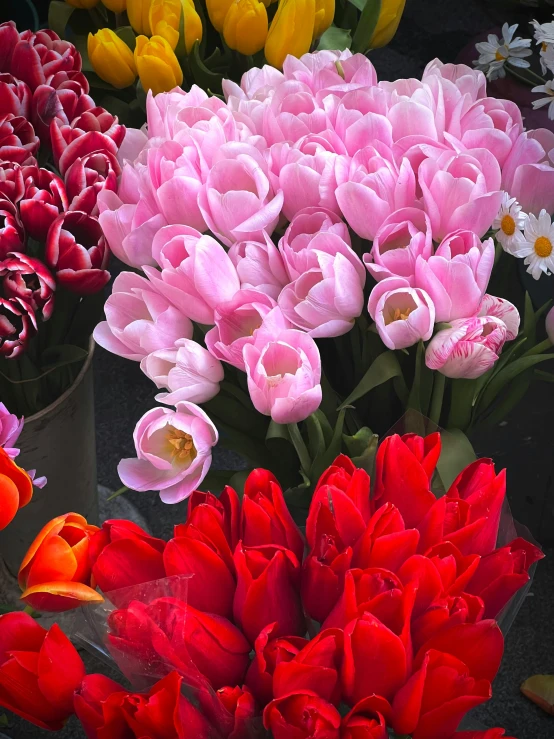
(21, 581, 104, 612)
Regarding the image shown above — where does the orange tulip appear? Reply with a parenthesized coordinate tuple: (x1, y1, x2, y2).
(19, 513, 104, 612)
(0, 446, 33, 531)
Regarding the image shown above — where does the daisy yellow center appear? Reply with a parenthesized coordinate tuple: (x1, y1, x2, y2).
(534, 236, 553, 258)
(542, 42, 548, 53)
(495, 49, 506, 62)
(501, 214, 516, 236)
(166, 427, 197, 464)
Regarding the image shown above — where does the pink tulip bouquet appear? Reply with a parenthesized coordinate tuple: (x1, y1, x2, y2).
(0, 22, 124, 416)
(94, 49, 554, 508)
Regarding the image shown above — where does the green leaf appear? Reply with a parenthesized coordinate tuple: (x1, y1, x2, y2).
(190, 41, 223, 95)
(351, 0, 382, 54)
(339, 351, 404, 410)
(309, 408, 346, 482)
(48, 0, 75, 39)
(346, 0, 365, 11)
(535, 369, 554, 382)
(436, 429, 476, 491)
(522, 292, 536, 345)
(447, 378, 478, 431)
(202, 468, 247, 492)
(314, 409, 334, 447)
(476, 354, 554, 415)
(343, 427, 378, 475)
(115, 25, 137, 51)
(305, 413, 326, 461)
(317, 25, 352, 50)
(0, 712, 8, 727)
(479, 374, 532, 429)
(40, 344, 89, 372)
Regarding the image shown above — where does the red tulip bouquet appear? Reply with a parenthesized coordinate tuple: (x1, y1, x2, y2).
(0, 21, 125, 416)
(0, 432, 543, 737)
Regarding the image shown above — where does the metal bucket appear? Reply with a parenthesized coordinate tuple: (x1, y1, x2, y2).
(0, 342, 98, 575)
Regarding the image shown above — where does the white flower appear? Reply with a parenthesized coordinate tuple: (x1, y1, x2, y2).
(540, 43, 554, 74)
(531, 18, 554, 46)
(492, 193, 527, 253)
(474, 23, 533, 80)
(513, 209, 554, 280)
(532, 80, 554, 120)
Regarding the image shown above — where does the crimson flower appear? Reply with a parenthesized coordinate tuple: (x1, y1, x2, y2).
(0, 114, 39, 164)
(0, 296, 36, 357)
(0, 22, 19, 73)
(19, 164, 68, 242)
(65, 150, 120, 215)
(0, 73, 31, 118)
(10, 29, 81, 91)
(0, 196, 24, 257)
(0, 252, 55, 321)
(0, 161, 24, 203)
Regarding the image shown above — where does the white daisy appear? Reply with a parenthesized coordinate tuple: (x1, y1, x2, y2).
(540, 43, 554, 75)
(492, 193, 527, 253)
(474, 23, 533, 81)
(532, 80, 554, 120)
(514, 210, 554, 280)
(531, 18, 554, 46)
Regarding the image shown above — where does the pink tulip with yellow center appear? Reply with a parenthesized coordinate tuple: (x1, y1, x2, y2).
(368, 277, 435, 350)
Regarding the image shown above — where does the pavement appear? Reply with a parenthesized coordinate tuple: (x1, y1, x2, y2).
(3, 0, 554, 735)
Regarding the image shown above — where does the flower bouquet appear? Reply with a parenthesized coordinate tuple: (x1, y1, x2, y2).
(0, 21, 124, 417)
(0, 432, 543, 737)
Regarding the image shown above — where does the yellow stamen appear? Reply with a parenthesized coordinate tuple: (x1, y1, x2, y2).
(386, 306, 413, 325)
(495, 49, 506, 62)
(542, 42, 548, 53)
(534, 236, 553, 258)
(166, 427, 197, 464)
(501, 214, 516, 236)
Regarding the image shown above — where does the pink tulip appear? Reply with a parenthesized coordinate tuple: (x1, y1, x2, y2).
(478, 295, 520, 341)
(141, 338, 224, 405)
(243, 314, 322, 424)
(336, 146, 417, 240)
(414, 231, 495, 322)
(118, 401, 218, 504)
(276, 146, 341, 221)
(419, 148, 502, 239)
(228, 234, 288, 300)
(223, 65, 284, 103)
(117, 126, 148, 165)
(425, 316, 508, 379)
(364, 208, 433, 283)
(93, 272, 193, 361)
(205, 289, 286, 371)
(198, 142, 283, 246)
(144, 225, 240, 325)
(546, 306, 554, 345)
(0, 402, 23, 458)
(283, 50, 377, 98)
(262, 80, 330, 144)
(422, 59, 487, 101)
(501, 131, 554, 216)
(368, 277, 435, 350)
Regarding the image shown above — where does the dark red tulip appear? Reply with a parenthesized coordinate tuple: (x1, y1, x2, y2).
(0, 114, 39, 165)
(0, 195, 24, 257)
(392, 650, 491, 739)
(411, 593, 485, 653)
(31, 83, 94, 145)
(340, 697, 389, 739)
(264, 691, 342, 739)
(465, 537, 544, 618)
(0, 161, 24, 202)
(0, 296, 37, 358)
(242, 467, 305, 562)
(352, 503, 420, 572)
(233, 542, 304, 644)
(217, 685, 260, 739)
(0, 612, 85, 730)
(65, 150, 120, 215)
(89, 519, 166, 594)
(50, 122, 120, 177)
(0, 73, 31, 118)
(1, 252, 55, 321)
(10, 30, 81, 92)
(71, 106, 126, 148)
(45, 210, 110, 295)
(0, 22, 19, 73)
(19, 165, 68, 242)
(245, 622, 307, 706)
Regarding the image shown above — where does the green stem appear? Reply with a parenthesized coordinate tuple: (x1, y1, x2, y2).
(429, 372, 446, 427)
(107, 486, 129, 501)
(523, 338, 553, 357)
(506, 64, 546, 88)
(287, 423, 312, 475)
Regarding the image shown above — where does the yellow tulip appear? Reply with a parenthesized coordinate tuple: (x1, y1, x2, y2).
(206, 0, 234, 32)
(127, 0, 154, 35)
(149, 0, 203, 53)
(369, 0, 406, 48)
(312, 0, 333, 38)
(88, 29, 137, 89)
(66, 0, 99, 8)
(134, 34, 184, 95)
(101, 0, 127, 12)
(223, 0, 268, 56)
(264, 0, 315, 70)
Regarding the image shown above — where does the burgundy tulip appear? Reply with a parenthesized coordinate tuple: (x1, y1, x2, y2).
(71, 106, 126, 148)
(10, 29, 81, 91)
(264, 691, 342, 739)
(0, 296, 36, 357)
(0, 252, 55, 320)
(50, 123, 120, 177)
(0, 22, 19, 73)
(0, 73, 31, 118)
(19, 165, 68, 241)
(217, 685, 260, 739)
(0, 114, 39, 164)
(0, 161, 24, 203)
(45, 210, 110, 295)
(65, 150, 120, 215)
(0, 196, 24, 257)
(31, 83, 94, 145)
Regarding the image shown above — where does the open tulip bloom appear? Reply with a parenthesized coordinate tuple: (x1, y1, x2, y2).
(1, 434, 542, 739)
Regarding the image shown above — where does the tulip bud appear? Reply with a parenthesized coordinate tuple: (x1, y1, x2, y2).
(312, 0, 334, 39)
(66, 0, 100, 7)
(127, 0, 154, 34)
(207, 0, 235, 33)
(149, 0, 203, 53)
(368, 0, 406, 49)
(134, 35, 184, 96)
(102, 0, 127, 10)
(264, 0, 315, 70)
(88, 29, 137, 89)
(223, 0, 268, 56)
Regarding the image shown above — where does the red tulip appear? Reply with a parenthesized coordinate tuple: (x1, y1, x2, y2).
(50, 122, 120, 177)
(242, 468, 305, 562)
(0, 295, 37, 358)
(0, 612, 85, 730)
(234, 542, 304, 644)
(0, 161, 24, 203)
(108, 597, 251, 690)
(185, 485, 241, 554)
(65, 150, 120, 215)
(0, 195, 25, 257)
(31, 82, 94, 145)
(217, 685, 260, 739)
(0, 114, 39, 164)
(411, 593, 484, 653)
(314, 453, 371, 526)
(301, 533, 353, 624)
(245, 622, 307, 705)
(75, 671, 217, 739)
(89, 519, 166, 594)
(1, 252, 56, 321)
(373, 434, 436, 528)
(263, 691, 342, 739)
(391, 650, 491, 739)
(0, 22, 19, 73)
(0, 73, 31, 118)
(0, 445, 33, 530)
(465, 537, 544, 618)
(19, 164, 68, 242)
(424, 540, 481, 595)
(352, 503, 420, 572)
(400, 431, 442, 481)
(10, 30, 81, 92)
(71, 106, 125, 147)
(45, 210, 110, 295)
(340, 697, 389, 739)
(273, 628, 344, 704)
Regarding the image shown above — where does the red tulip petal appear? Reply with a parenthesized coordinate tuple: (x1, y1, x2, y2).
(21, 581, 104, 612)
(38, 623, 85, 714)
(0, 472, 19, 530)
